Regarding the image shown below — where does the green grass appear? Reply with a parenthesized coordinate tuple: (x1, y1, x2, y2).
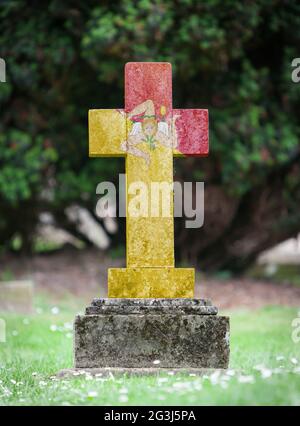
(0, 298, 300, 406)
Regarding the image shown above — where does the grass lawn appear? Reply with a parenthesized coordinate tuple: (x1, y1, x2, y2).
(0, 295, 299, 406)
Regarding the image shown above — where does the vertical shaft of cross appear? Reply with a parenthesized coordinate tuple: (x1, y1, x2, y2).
(125, 62, 175, 268)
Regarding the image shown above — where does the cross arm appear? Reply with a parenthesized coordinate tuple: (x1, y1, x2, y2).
(89, 109, 127, 157)
(173, 109, 209, 157)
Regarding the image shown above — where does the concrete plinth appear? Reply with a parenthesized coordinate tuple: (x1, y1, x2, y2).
(74, 299, 230, 370)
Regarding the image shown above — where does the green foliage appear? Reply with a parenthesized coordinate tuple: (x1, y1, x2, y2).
(0, 130, 57, 202)
(0, 0, 299, 248)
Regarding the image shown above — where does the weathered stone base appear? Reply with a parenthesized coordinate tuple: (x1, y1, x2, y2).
(74, 299, 230, 369)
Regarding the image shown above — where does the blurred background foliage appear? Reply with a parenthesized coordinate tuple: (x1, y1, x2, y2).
(0, 0, 299, 271)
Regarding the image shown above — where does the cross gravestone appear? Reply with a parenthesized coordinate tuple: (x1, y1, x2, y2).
(89, 62, 208, 298)
(70, 63, 229, 374)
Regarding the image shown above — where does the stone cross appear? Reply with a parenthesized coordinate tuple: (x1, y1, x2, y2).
(89, 62, 208, 298)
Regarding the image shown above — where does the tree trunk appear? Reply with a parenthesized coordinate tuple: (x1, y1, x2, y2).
(175, 153, 300, 273)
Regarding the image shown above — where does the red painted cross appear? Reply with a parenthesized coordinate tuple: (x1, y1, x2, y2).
(89, 62, 209, 158)
(125, 62, 209, 157)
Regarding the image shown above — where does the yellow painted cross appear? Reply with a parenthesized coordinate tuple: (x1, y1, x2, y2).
(89, 62, 209, 298)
